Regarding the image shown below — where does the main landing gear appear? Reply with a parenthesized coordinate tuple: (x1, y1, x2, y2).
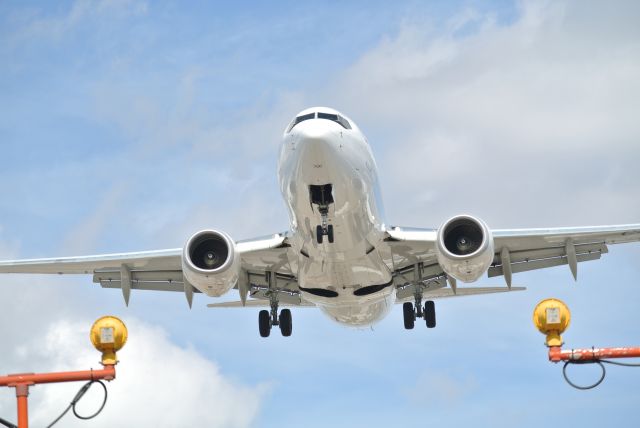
(258, 271, 293, 337)
(403, 296, 436, 329)
(259, 307, 292, 337)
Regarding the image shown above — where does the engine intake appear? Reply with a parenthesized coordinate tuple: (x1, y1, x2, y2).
(436, 215, 494, 283)
(182, 230, 239, 296)
(188, 233, 230, 270)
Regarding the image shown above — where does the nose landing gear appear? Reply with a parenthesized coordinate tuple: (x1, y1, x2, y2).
(316, 222, 334, 244)
(310, 184, 335, 244)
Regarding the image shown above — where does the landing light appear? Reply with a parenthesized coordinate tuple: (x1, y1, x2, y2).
(533, 298, 571, 347)
(90, 316, 128, 365)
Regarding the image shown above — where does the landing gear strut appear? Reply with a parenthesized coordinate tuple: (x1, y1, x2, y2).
(316, 207, 334, 244)
(310, 184, 335, 244)
(402, 264, 437, 330)
(258, 272, 293, 337)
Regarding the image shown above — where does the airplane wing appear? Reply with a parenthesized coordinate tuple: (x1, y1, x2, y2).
(385, 223, 640, 287)
(0, 232, 306, 308)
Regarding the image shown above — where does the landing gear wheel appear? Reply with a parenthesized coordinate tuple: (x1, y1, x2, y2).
(327, 225, 334, 243)
(403, 302, 415, 329)
(424, 300, 436, 328)
(316, 225, 323, 244)
(279, 309, 292, 337)
(259, 310, 271, 337)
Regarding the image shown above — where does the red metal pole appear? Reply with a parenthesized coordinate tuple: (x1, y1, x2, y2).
(0, 365, 116, 428)
(0, 365, 115, 387)
(15, 385, 28, 428)
(549, 346, 640, 362)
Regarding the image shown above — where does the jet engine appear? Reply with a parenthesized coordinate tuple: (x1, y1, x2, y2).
(435, 215, 494, 283)
(182, 230, 239, 296)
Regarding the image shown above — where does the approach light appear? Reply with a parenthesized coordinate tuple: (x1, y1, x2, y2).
(533, 298, 571, 347)
(90, 316, 128, 365)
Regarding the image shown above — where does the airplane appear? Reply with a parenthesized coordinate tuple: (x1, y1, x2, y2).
(1, 106, 639, 337)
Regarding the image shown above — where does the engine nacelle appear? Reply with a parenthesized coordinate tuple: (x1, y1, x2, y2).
(182, 230, 239, 297)
(435, 215, 494, 283)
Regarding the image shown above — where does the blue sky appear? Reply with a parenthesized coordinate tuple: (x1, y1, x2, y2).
(1, 1, 640, 427)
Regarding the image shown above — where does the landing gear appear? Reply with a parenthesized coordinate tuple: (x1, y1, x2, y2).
(259, 310, 271, 337)
(315, 209, 334, 244)
(424, 300, 436, 328)
(403, 302, 415, 329)
(258, 307, 293, 337)
(258, 272, 293, 337)
(402, 297, 436, 330)
(279, 309, 292, 336)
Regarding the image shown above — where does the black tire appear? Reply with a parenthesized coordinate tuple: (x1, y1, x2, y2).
(424, 300, 436, 328)
(316, 225, 323, 244)
(403, 302, 415, 329)
(279, 309, 292, 337)
(259, 310, 271, 337)
(327, 225, 334, 243)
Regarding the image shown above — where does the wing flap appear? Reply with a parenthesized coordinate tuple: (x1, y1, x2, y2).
(396, 286, 525, 303)
(101, 279, 195, 293)
(489, 249, 603, 278)
(207, 300, 315, 308)
(491, 242, 608, 265)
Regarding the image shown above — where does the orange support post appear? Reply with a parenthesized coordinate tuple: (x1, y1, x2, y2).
(0, 365, 116, 428)
(549, 346, 640, 363)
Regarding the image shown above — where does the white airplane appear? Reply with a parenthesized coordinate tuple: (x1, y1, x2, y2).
(1, 107, 639, 337)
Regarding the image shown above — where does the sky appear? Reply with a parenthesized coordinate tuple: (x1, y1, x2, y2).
(1, 0, 640, 426)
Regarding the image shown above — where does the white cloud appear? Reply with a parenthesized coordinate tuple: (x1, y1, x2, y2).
(0, 318, 267, 428)
(327, 0, 640, 227)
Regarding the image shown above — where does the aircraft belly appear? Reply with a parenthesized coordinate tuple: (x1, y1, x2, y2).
(278, 118, 392, 326)
(317, 293, 395, 327)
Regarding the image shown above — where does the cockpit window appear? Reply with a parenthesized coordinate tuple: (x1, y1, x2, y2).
(287, 112, 316, 132)
(287, 111, 352, 133)
(318, 112, 352, 129)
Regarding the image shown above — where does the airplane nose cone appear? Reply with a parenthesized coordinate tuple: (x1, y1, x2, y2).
(296, 119, 334, 140)
(294, 120, 337, 156)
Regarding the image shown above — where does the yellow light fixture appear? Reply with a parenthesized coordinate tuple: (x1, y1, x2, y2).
(90, 316, 128, 365)
(533, 298, 571, 347)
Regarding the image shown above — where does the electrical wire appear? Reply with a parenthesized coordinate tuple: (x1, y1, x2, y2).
(46, 380, 108, 428)
(0, 417, 17, 428)
(562, 359, 640, 390)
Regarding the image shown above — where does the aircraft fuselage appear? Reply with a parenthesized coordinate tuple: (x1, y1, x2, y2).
(278, 107, 394, 325)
